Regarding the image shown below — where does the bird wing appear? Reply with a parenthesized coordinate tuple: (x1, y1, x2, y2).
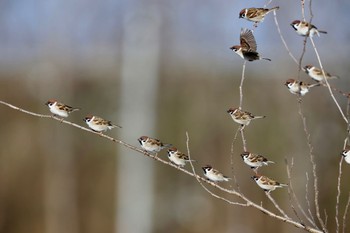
(240, 28, 257, 51)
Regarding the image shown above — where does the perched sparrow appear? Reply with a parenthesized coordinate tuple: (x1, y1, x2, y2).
(241, 151, 274, 170)
(202, 165, 230, 182)
(83, 114, 121, 132)
(227, 107, 265, 126)
(252, 175, 287, 193)
(290, 20, 327, 37)
(45, 99, 80, 118)
(138, 136, 172, 153)
(167, 147, 195, 167)
(304, 65, 339, 83)
(230, 28, 271, 62)
(284, 79, 319, 96)
(239, 6, 279, 24)
(341, 148, 350, 164)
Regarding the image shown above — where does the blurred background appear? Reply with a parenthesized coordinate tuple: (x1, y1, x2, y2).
(0, 0, 350, 232)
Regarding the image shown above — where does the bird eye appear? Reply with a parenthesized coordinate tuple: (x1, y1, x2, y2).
(242, 13, 246, 17)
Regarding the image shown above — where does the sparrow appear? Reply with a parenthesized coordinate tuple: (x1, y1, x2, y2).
(227, 107, 265, 126)
(252, 175, 287, 193)
(202, 165, 230, 182)
(239, 6, 279, 25)
(138, 136, 172, 153)
(167, 147, 195, 167)
(304, 65, 339, 83)
(290, 20, 327, 37)
(230, 28, 271, 62)
(341, 148, 350, 164)
(284, 79, 320, 96)
(241, 151, 274, 170)
(45, 99, 80, 118)
(83, 114, 121, 132)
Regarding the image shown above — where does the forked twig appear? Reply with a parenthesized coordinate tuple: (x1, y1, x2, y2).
(285, 158, 318, 227)
(298, 101, 327, 232)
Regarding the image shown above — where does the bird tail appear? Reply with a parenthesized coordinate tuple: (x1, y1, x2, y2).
(278, 183, 288, 187)
(162, 143, 173, 149)
(330, 75, 340, 79)
(254, 115, 266, 119)
(70, 108, 81, 112)
(318, 30, 327, 34)
(223, 176, 231, 182)
(111, 123, 122, 129)
(309, 83, 321, 88)
(269, 6, 280, 12)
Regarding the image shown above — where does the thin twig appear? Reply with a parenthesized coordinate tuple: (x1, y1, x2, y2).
(309, 37, 348, 124)
(185, 132, 246, 207)
(342, 192, 350, 233)
(266, 192, 289, 219)
(273, 12, 299, 65)
(230, 127, 242, 191)
(286, 158, 317, 227)
(240, 126, 247, 152)
(239, 61, 247, 109)
(305, 172, 316, 224)
(335, 156, 344, 233)
(301, 0, 306, 21)
(298, 101, 327, 232)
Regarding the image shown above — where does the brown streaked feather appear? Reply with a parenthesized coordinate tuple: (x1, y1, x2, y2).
(240, 28, 257, 52)
(56, 102, 80, 113)
(260, 176, 280, 186)
(149, 138, 162, 146)
(92, 116, 109, 125)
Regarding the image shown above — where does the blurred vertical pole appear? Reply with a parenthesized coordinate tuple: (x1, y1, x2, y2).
(116, 1, 161, 233)
(37, 68, 79, 233)
(39, 1, 79, 233)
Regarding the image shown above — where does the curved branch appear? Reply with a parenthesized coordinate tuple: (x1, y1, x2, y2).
(0, 100, 323, 233)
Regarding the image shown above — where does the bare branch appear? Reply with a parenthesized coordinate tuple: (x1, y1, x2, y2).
(286, 158, 318, 227)
(230, 127, 242, 191)
(335, 157, 344, 233)
(239, 126, 248, 152)
(273, 11, 299, 65)
(342, 192, 350, 233)
(309, 37, 348, 124)
(0, 100, 324, 233)
(298, 101, 327, 232)
(265, 192, 289, 219)
(239, 61, 247, 109)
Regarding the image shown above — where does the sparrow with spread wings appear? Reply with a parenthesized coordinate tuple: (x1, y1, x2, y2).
(230, 28, 271, 62)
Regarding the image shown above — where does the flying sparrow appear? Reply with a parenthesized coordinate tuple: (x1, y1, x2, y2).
(290, 20, 327, 37)
(227, 107, 265, 126)
(241, 151, 274, 171)
(167, 147, 195, 167)
(138, 136, 172, 153)
(341, 147, 350, 164)
(83, 114, 121, 132)
(45, 99, 80, 118)
(239, 6, 279, 25)
(202, 165, 230, 182)
(304, 65, 339, 83)
(230, 28, 271, 62)
(284, 79, 320, 96)
(252, 175, 287, 193)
